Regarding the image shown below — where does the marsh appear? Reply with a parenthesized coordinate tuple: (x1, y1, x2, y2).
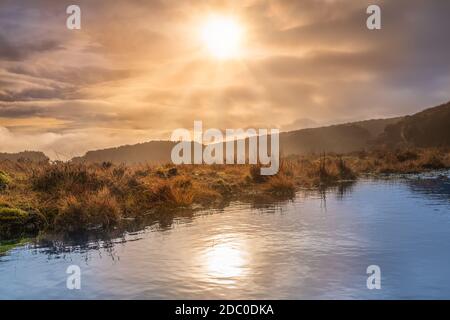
(1, 171, 450, 299)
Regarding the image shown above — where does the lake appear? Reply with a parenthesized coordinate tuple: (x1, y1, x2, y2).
(1, 172, 450, 299)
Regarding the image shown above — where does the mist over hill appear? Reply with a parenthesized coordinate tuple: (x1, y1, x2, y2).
(70, 115, 409, 164)
(7, 101, 449, 164)
(279, 117, 403, 155)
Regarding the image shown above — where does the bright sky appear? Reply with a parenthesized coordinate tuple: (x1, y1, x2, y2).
(0, 0, 449, 159)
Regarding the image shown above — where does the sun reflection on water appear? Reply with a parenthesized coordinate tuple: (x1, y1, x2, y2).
(200, 234, 249, 285)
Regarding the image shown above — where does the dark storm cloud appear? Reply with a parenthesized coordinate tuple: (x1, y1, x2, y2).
(260, 0, 450, 86)
(0, 34, 62, 61)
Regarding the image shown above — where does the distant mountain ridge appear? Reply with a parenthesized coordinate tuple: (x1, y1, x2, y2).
(70, 101, 450, 164)
(71, 115, 408, 164)
(71, 141, 176, 164)
(4, 101, 449, 164)
(0, 151, 49, 162)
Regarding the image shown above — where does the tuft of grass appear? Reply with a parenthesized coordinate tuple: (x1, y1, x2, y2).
(249, 164, 269, 183)
(265, 174, 296, 196)
(31, 162, 103, 194)
(147, 177, 195, 207)
(316, 155, 337, 184)
(335, 157, 357, 180)
(54, 187, 120, 232)
(420, 152, 446, 169)
(396, 150, 419, 162)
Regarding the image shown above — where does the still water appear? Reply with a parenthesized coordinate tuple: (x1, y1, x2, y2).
(1, 173, 450, 299)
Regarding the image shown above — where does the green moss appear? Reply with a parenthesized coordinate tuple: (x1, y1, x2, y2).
(0, 207, 45, 240)
(0, 170, 11, 190)
(0, 238, 30, 255)
(0, 207, 28, 221)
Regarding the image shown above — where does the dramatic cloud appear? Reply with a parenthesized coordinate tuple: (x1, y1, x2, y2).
(1, 0, 449, 158)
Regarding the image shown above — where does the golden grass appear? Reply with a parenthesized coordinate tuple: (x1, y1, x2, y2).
(55, 188, 120, 232)
(264, 174, 296, 196)
(0, 147, 449, 239)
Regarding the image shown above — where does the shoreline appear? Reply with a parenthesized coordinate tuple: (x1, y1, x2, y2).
(1, 148, 449, 241)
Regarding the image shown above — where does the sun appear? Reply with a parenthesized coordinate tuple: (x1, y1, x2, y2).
(200, 16, 244, 59)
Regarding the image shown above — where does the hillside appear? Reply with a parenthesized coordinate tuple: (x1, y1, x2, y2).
(71, 141, 176, 164)
(69, 101, 450, 164)
(279, 117, 402, 155)
(72, 117, 403, 163)
(0, 151, 49, 162)
(378, 101, 450, 148)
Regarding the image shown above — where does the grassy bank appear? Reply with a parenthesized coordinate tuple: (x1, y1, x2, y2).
(0, 238, 30, 255)
(0, 148, 449, 240)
